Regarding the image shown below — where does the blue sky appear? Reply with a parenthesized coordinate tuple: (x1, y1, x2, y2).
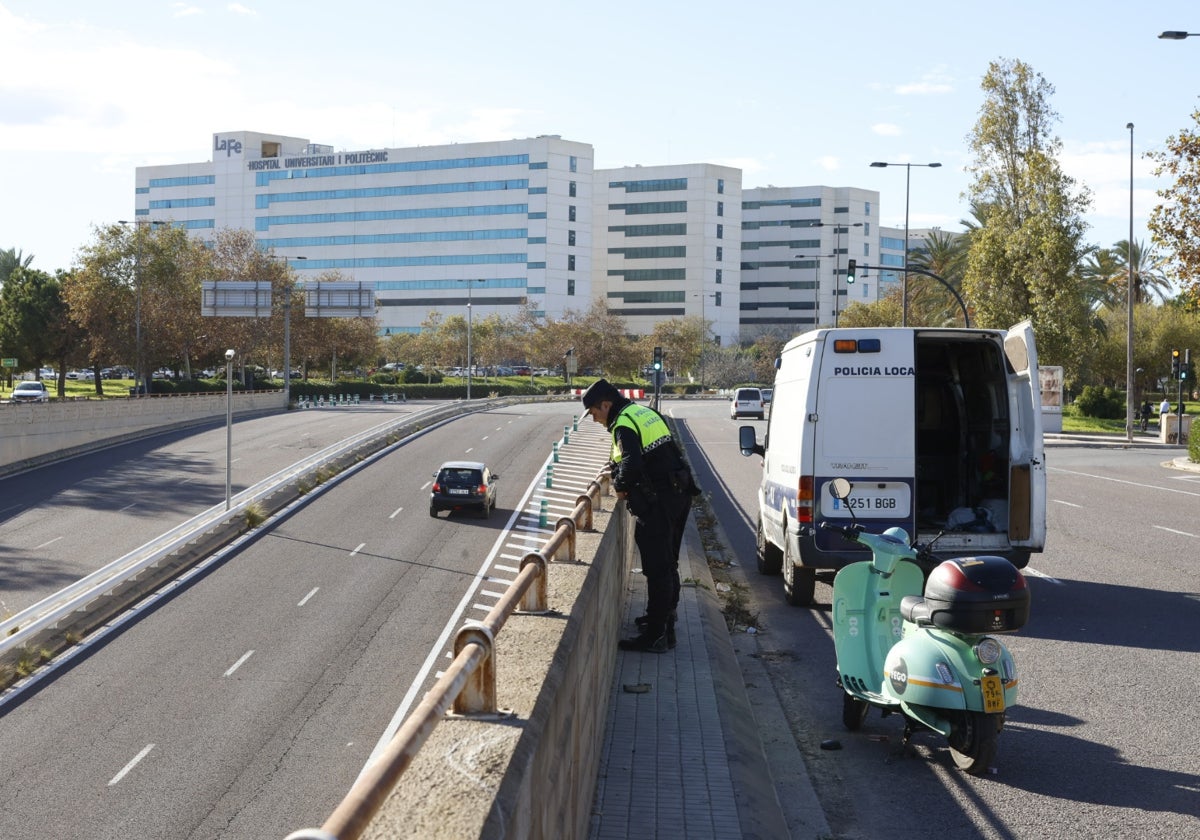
(1, 0, 1197, 274)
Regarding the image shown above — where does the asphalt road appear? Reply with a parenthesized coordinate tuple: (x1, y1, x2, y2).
(0, 401, 603, 839)
(671, 399, 1200, 839)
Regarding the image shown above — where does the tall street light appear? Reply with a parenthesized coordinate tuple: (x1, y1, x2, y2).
(118, 219, 165, 396)
(457, 279, 486, 399)
(794, 250, 837, 326)
(1126, 122, 1136, 443)
(269, 254, 307, 407)
(225, 348, 236, 510)
(816, 221, 864, 326)
(1159, 31, 1200, 39)
(869, 161, 942, 326)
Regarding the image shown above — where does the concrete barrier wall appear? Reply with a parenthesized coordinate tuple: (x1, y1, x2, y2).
(0, 391, 286, 475)
(362, 501, 631, 840)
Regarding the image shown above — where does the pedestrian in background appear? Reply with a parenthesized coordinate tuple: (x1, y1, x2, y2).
(582, 379, 697, 653)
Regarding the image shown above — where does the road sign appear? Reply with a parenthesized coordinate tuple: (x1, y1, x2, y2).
(1, 358, 16, 368)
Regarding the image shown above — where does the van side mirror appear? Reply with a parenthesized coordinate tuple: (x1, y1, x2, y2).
(829, 477, 852, 499)
(738, 425, 764, 457)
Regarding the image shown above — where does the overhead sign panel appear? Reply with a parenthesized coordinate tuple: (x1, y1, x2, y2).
(305, 281, 375, 318)
(202, 281, 273, 317)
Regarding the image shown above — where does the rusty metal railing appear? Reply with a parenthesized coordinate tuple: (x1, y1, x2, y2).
(285, 470, 611, 840)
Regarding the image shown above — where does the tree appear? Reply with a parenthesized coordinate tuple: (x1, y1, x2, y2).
(0, 267, 78, 393)
(907, 229, 970, 326)
(0, 248, 35, 286)
(961, 58, 1094, 375)
(1148, 105, 1200, 309)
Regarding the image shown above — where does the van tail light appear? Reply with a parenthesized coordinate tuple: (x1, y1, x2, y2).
(797, 475, 815, 523)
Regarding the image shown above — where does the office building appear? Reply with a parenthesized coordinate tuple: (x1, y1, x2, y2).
(135, 131, 593, 335)
(739, 186, 879, 338)
(591, 163, 742, 345)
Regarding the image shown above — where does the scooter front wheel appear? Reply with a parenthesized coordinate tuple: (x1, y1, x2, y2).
(948, 711, 1002, 775)
(842, 692, 870, 731)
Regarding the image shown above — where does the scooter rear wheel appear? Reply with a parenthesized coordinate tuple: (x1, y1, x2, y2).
(842, 693, 870, 731)
(948, 711, 1002, 775)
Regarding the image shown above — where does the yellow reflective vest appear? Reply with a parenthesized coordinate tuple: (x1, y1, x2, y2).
(609, 403, 672, 463)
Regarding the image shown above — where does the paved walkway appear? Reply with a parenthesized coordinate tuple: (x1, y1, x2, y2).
(588, 523, 810, 840)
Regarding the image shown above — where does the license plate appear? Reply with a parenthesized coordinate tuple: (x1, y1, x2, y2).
(981, 674, 1005, 713)
(449, 488, 469, 495)
(821, 481, 911, 518)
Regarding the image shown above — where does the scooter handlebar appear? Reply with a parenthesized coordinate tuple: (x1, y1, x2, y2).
(819, 520, 863, 542)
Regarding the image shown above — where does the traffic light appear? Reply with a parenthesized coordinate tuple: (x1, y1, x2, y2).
(652, 346, 663, 371)
(846, 259, 857, 284)
(1183, 349, 1192, 381)
(1171, 349, 1181, 378)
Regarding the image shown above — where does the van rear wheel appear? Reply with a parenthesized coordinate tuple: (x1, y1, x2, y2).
(756, 519, 783, 575)
(783, 536, 816, 606)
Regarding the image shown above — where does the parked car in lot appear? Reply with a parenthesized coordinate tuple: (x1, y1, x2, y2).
(761, 387, 773, 404)
(9, 381, 50, 403)
(429, 461, 499, 519)
(730, 386, 766, 420)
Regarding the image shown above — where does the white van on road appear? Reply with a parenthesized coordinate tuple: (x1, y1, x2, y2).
(738, 322, 1045, 606)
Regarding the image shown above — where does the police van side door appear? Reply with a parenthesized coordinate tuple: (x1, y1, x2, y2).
(1003, 320, 1047, 550)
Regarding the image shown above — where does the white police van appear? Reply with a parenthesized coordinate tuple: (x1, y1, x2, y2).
(738, 322, 1045, 606)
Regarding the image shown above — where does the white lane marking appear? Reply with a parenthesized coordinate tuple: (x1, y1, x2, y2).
(109, 744, 155, 786)
(465, 447, 474, 454)
(1050, 467, 1200, 498)
(298, 587, 319, 607)
(350, 543, 365, 557)
(34, 537, 62, 550)
(420, 481, 432, 491)
(388, 506, 403, 519)
(1154, 525, 1197, 538)
(1052, 499, 1082, 508)
(481, 436, 489, 441)
(119, 502, 136, 512)
(1024, 568, 1063, 585)
(224, 650, 254, 677)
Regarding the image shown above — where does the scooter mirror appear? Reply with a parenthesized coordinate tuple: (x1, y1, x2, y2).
(829, 477, 852, 500)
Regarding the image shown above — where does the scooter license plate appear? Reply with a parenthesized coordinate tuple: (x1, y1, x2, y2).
(981, 675, 1005, 713)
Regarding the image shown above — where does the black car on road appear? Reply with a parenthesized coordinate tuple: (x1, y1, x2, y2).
(430, 461, 499, 519)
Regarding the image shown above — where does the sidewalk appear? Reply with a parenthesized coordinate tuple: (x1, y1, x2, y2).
(588, 521, 828, 840)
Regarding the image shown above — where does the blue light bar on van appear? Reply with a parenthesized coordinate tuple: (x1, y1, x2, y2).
(832, 338, 882, 353)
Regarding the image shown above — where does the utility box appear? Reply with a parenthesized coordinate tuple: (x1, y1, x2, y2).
(1160, 414, 1192, 444)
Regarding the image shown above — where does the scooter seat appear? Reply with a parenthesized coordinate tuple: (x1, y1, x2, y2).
(901, 594, 933, 625)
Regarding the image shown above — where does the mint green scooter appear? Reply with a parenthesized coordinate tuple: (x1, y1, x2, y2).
(823, 478, 1030, 775)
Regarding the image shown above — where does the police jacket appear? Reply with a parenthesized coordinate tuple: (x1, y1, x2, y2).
(605, 397, 693, 498)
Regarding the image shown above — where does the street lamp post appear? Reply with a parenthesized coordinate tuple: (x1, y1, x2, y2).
(793, 251, 836, 326)
(269, 254, 307, 407)
(225, 348, 235, 510)
(118, 219, 165, 396)
(1126, 122, 1135, 442)
(869, 161, 942, 326)
(692, 291, 718, 387)
(1158, 31, 1200, 39)
(458, 279, 486, 399)
(815, 221, 864, 326)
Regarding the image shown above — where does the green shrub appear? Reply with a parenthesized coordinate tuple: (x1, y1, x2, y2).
(1074, 385, 1126, 420)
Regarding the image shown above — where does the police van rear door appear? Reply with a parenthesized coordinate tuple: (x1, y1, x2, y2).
(812, 331, 916, 552)
(1003, 320, 1046, 550)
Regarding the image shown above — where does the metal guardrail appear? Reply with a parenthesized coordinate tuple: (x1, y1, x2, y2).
(0, 403, 462, 662)
(284, 470, 612, 840)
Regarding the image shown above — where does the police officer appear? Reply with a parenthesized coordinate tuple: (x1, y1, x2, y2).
(582, 379, 696, 652)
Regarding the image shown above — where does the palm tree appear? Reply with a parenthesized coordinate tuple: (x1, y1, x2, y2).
(1111, 239, 1170, 305)
(1077, 245, 1123, 310)
(907, 229, 969, 326)
(0, 248, 35, 286)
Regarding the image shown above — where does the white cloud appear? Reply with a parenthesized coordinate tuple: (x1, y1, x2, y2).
(227, 3, 256, 16)
(172, 3, 203, 17)
(872, 123, 902, 137)
(893, 66, 955, 96)
(815, 155, 842, 171)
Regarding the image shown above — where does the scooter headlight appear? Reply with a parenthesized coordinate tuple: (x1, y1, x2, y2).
(975, 638, 1003, 665)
